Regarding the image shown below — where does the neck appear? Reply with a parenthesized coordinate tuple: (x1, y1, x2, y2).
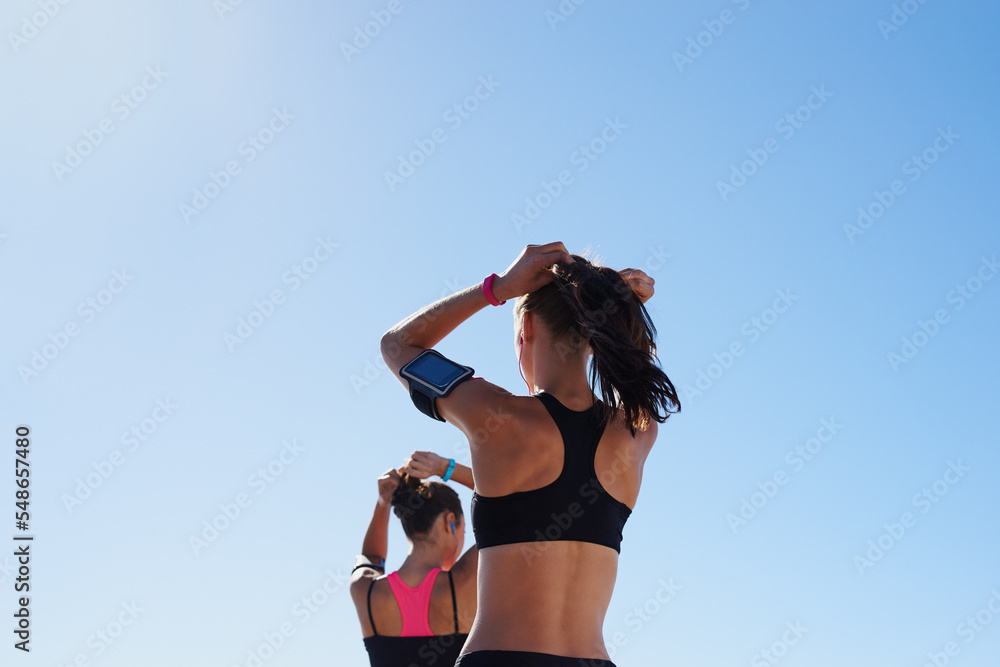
(398, 541, 443, 574)
(529, 341, 594, 406)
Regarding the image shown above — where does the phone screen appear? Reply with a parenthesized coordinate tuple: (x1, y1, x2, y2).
(405, 353, 466, 390)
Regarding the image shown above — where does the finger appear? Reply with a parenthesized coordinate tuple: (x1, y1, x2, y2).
(402, 463, 430, 478)
(533, 241, 569, 255)
(621, 269, 653, 285)
(536, 251, 574, 271)
(625, 274, 654, 290)
(534, 242, 574, 265)
(630, 279, 654, 294)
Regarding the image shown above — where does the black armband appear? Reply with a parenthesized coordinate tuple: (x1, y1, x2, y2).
(398, 350, 474, 421)
(353, 554, 385, 574)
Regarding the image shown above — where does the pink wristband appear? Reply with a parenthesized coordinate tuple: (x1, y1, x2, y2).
(482, 273, 507, 306)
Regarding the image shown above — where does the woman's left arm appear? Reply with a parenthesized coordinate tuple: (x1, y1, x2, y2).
(401, 450, 474, 490)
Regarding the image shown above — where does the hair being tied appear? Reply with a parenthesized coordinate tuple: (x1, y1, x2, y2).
(390, 473, 462, 540)
(516, 254, 680, 435)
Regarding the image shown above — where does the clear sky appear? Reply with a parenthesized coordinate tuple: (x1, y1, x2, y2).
(2, 1, 999, 666)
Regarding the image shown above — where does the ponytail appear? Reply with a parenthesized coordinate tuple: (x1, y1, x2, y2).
(390, 473, 462, 540)
(516, 255, 680, 435)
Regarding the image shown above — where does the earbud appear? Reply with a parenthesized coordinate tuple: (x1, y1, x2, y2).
(450, 522, 455, 534)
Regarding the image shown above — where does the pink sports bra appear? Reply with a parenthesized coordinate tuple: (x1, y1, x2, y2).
(385, 568, 442, 636)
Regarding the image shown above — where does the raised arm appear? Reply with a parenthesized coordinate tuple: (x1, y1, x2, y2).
(350, 468, 400, 588)
(379, 243, 576, 437)
(379, 243, 575, 377)
(401, 450, 474, 490)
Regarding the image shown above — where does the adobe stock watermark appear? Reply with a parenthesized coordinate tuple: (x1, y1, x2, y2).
(853, 459, 969, 575)
(224, 236, 338, 351)
(179, 107, 294, 223)
(511, 116, 627, 232)
(56, 601, 144, 666)
(51, 66, 168, 182)
(750, 621, 808, 667)
(717, 85, 833, 202)
(233, 568, 351, 667)
(545, 0, 589, 31)
(350, 277, 470, 393)
(340, 0, 415, 63)
(681, 289, 799, 404)
(214, 0, 252, 21)
(592, 578, 682, 663)
(520, 462, 635, 566)
(917, 589, 1000, 667)
(844, 127, 959, 243)
(878, 0, 932, 40)
(7, 0, 75, 54)
(672, 0, 755, 73)
(61, 398, 178, 514)
(727, 417, 844, 534)
(188, 439, 305, 556)
(638, 245, 672, 274)
(384, 75, 501, 192)
(17, 269, 135, 385)
(418, 395, 519, 471)
(521, 442, 640, 566)
(408, 403, 511, 470)
(887, 254, 996, 372)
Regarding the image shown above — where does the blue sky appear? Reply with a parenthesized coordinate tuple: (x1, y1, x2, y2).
(2, 1, 998, 665)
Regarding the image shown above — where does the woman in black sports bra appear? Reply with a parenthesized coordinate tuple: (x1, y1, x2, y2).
(380, 243, 680, 667)
(350, 451, 479, 667)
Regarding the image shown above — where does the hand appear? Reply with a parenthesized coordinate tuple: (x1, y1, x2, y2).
(401, 451, 449, 480)
(377, 468, 402, 505)
(618, 268, 654, 304)
(492, 243, 576, 303)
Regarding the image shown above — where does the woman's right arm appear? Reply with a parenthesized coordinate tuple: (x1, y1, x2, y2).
(349, 469, 400, 596)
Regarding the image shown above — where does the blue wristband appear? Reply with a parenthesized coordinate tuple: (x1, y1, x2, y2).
(441, 459, 456, 482)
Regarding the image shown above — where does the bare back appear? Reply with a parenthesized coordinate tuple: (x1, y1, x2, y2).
(462, 392, 655, 659)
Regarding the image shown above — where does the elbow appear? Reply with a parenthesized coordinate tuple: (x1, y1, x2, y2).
(379, 330, 398, 364)
(381, 329, 415, 373)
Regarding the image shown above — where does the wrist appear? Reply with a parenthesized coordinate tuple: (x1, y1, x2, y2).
(440, 458, 456, 482)
(488, 274, 514, 304)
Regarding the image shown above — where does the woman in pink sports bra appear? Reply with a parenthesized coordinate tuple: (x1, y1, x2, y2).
(350, 450, 479, 667)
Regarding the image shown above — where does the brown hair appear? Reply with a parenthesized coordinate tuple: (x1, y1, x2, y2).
(390, 473, 462, 541)
(515, 255, 680, 434)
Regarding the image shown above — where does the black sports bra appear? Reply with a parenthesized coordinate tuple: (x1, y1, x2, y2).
(470, 392, 632, 553)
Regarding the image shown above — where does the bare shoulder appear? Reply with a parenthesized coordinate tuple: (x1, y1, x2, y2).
(636, 419, 659, 452)
(438, 379, 538, 447)
(603, 409, 660, 463)
(349, 568, 380, 603)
